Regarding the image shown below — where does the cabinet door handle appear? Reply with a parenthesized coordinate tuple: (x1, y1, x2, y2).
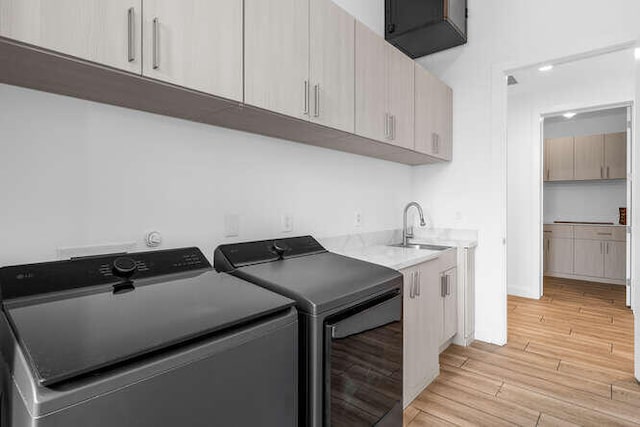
(597, 232, 612, 236)
(607, 166, 610, 179)
(391, 115, 396, 141)
(600, 242, 603, 254)
(441, 275, 446, 297)
(446, 274, 451, 296)
(416, 271, 421, 296)
(152, 17, 160, 70)
(432, 133, 438, 153)
(313, 84, 320, 118)
(303, 80, 310, 115)
(606, 242, 610, 254)
(600, 166, 604, 179)
(384, 113, 389, 139)
(127, 7, 135, 62)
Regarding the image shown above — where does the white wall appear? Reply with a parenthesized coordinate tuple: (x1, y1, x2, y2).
(415, 0, 640, 343)
(0, 84, 412, 265)
(543, 181, 626, 224)
(506, 49, 635, 299)
(332, 0, 384, 35)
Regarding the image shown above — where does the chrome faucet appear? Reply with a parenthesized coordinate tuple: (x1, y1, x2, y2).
(403, 202, 427, 246)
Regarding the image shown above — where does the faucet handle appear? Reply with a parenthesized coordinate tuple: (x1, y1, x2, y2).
(406, 226, 414, 238)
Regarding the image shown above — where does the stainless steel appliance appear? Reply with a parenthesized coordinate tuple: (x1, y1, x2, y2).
(214, 236, 403, 427)
(0, 247, 298, 427)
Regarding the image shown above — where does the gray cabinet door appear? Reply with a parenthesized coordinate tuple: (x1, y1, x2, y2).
(604, 241, 626, 281)
(546, 137, 575, 181)
(574, 134, 604, 180)
(548, 238, 574, 275)
(574, 239, 604, 278)
(604, 132, 627, 180)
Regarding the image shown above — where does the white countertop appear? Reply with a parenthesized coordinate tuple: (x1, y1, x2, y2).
(332, 245, 455, 271)
(545, 223, 626, 228)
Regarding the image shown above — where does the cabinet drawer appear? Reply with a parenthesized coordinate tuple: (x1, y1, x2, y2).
(543, 225, 573, 239)
(574, 226, 626, 242)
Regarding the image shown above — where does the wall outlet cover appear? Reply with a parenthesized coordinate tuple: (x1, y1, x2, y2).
(281, 214, 294, 233)
(354, 211, 363, 227)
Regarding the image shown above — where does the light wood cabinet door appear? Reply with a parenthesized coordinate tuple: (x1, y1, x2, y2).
(244, 0, 309, 119)
(309, 0, 355, 132)
(605, 132, 627, 180)
(546, 137, 574, 181)
(574, 134, 604, 180)
(414, 64, 452, 159)
(442, 268, 458, 344)
(387, 43, 415, 150)
(543, 235, 550, 274)
(142, 0, 243, 101)
(414, 65, 439, 157)
(355, 21, 387, 142)
(574, 239, 604, 278)
(0, 0, 142, 73)
(604, 241, 626, 281)
(548, 238, 574, 275)
(417, 260, 441, 394)
(401, 266, 421, 406)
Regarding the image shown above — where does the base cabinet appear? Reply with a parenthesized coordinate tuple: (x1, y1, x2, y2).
(401, 249, 458, 408)
(544, 224, 626, 284)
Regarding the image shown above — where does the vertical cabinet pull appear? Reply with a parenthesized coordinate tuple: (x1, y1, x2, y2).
(127, 7, 135, 62)
(152, 18, 160, 70)
(606, 242, 610, 254)
(384, 113, 389, 139)
(409, 271, 415, 299)
(441, 275, 446, 297)
(607, 166, 610, 179)
(304, 80, 310, 116)
(600, 166, 604, 179)
(313, 84, 320, 118)
(391, 115, 396, 141)
(432, 133, 438, 153)
(416, 271, 421, 296)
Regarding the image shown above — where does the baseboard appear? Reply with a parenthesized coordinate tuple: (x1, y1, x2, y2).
(545, 273, 625, 286)
(508, 285, 541, 299)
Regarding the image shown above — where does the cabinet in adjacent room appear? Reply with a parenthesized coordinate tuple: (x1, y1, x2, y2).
(574, 134, 604, 180)
(0, 0, 142, 73)
(545, 136, 574, 181)
(142, 0, 243, 101)
(604, 132, 627, 179)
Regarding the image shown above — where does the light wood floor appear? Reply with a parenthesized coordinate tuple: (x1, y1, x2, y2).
(404, 277, 639, 426)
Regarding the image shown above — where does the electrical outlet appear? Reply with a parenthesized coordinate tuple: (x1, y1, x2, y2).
(224, 214, 240, 237)
(281, 214, 294, 233)
(354, 211, 363, 227)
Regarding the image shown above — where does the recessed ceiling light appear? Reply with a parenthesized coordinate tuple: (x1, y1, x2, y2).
(563, 112, 577, 119)
(538, 65, 554, 72)
(635, 47, 640, 60)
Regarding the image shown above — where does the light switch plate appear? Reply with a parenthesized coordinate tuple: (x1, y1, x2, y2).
(224, 214, 240, 237)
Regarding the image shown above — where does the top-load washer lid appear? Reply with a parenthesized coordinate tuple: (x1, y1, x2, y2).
(0, 248, 294, 387)
(214, 236, 403, 315)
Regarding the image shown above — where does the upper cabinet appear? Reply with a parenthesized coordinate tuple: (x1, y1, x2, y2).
(0, 0, 142, 73)
(414, 64, 453, 160)
(355, 22, 414, 150)
(244, 0, 309, 119)
(545, 137, 574, 181)
(545, 133, 627, 182)
(574, 134, 604, 180)
(604, 132, 627, 179)
(0, 0, 454, 165)
(142, 0, 243, 101)
(309, 0, 355, 133)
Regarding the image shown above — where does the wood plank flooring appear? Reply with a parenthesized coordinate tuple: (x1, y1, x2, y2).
(404, 277, 639, 426)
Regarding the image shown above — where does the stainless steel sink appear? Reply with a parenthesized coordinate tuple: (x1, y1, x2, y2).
(388, 243, 451, 251)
